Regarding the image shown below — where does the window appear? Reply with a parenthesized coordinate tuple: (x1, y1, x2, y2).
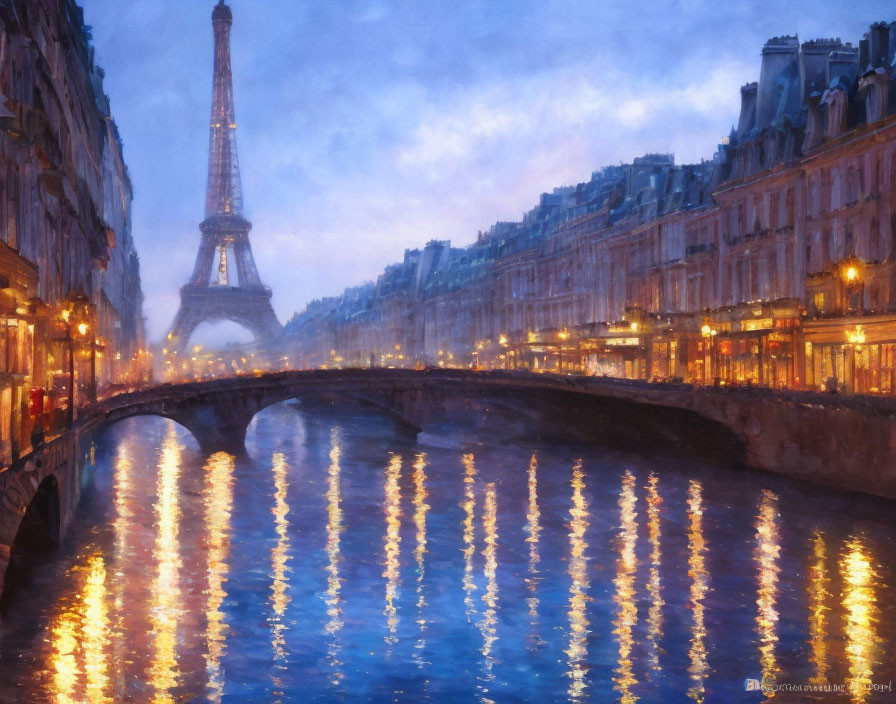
(846, 167, 858, 204)
(814, 292, 826, 314)
(869, 219, 880, 261)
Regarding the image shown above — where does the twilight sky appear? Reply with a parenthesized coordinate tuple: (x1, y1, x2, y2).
(80, 0, 892, 345)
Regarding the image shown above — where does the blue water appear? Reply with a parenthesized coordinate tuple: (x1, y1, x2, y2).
(0, 401, 894, 703)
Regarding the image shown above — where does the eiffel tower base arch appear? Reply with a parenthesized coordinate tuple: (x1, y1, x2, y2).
(168, 284, 281, 353)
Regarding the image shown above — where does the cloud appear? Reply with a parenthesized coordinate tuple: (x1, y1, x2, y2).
(79, 0, 893, 342)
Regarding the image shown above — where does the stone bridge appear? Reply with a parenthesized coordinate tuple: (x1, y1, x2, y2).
(2, 368, 895, 601)
(89, 368, 896, 499)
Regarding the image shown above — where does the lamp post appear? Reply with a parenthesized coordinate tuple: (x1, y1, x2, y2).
(846, 325, 866, 394)
(558, 328, 570, 374)
(76, 321, 96, 403)
(841, 261, 864, 316)
(61, 309, 75, 426)
(701, 324, 717, 385)
(61, 295, 93, 421)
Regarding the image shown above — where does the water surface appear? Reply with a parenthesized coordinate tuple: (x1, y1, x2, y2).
(1, 402, 894, 703)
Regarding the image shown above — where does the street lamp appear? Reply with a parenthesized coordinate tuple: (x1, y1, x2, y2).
(498, 334, 509, 370)
(76, 320, 97, 403)
(846, 325, 866, 345)
(558, 328, 570, 374)
(60, 308, 75, 426)
(846, 325, 866, 393)
(840, 261, 865, 316)
(58, 295, 93, 422)
(701, 324, 717, 385)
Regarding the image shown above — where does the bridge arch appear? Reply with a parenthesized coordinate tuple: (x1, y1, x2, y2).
(169, 310, 278, 356)
(174, 318, 257, 355)
(246, 388, 423, 434)
(0, 474, 61, 606)
(98, 409, 204, 449)
(84, 370, 758, 464)
(14, 475, 61, 550)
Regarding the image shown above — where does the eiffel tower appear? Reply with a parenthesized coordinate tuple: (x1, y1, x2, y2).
(167, 0, 281, 353)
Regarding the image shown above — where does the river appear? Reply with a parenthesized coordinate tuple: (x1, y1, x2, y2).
(0, 401, 894, 703)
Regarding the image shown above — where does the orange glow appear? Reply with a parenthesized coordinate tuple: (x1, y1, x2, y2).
(478, 483, 499, 691)
(613, 470, 639, 703)
(148, 425, 184, 704)
(808, 532, 830, 686)
(203, 451, 236, 703)
(566, 460, 590, 702)
(687, 480, 709, 703)
(840, 537, 879, 703)
(462, 453, 478, 621)
(645, 472, 664, 676)
(525, 454, 542, 649)
(50, 608, 81, 704)
(755, 490, 781, 697)
(382, 454, 403, 646)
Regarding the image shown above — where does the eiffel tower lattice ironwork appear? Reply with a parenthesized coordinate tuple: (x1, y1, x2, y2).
(167, 0, 281, 353)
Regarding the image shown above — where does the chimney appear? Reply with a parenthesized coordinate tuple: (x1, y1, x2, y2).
(828, 44, 859, 86)
(756, 35, 800, 130)
(869, 21, 889, 69)
(859, 36, 870, 70)
(800, 38, 842, 100)
(736, 82, 758, 138)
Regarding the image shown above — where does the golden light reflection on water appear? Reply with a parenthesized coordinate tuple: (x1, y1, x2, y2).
(412, 452, 429, 670)
(47, 553, 112, 704)
(324, 430, 344, 685)
(81, 554, 111, 704)
(269, 449, 292, 700)
(525, 454, 542, 649)
(841, 537, 879, 703)
(50, 609, 80, 704)
(18, 410, 896, 704)
(462, 453, 478, 621)
(613, 470, 639, 704)
(148, 425, 184, 704)
(203, 451, 236, 703)
(808, 532, 830, 686)
(112, 442, 132, 565)
(645, 472, 663, 677)
(755, 490, 780, 697)
(383, 453, 403, 646)
(686, 480, 709, 703)
(111, 442, 132, 691)
(478, 482, 499, 699)
(565, 459, 590, 703)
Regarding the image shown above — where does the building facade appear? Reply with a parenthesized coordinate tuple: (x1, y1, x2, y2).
(282, 19, 896, 396)
(0, 0, 146, 465)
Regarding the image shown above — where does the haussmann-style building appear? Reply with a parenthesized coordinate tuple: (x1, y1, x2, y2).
(281, 19, 896, 396)
(0, 0, 146, 466)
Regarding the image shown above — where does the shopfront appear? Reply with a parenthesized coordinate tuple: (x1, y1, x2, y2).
(581, 333, 646, 379)
(0, 241, 50, 465)
(803, 315, 896, 394)
(695, 303, 801, 388)
(649, 334, 680, 380)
